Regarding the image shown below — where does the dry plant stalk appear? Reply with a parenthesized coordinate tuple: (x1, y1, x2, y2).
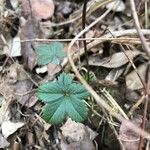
(129, 0, 150, 149)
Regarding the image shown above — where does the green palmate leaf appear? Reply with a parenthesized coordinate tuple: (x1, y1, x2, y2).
(37, 73, 89, 124)
(35, 42, 66, 65)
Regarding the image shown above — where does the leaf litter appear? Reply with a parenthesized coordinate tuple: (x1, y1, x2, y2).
(0, 0, 150, 149)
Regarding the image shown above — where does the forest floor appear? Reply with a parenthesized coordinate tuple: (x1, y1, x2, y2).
(0, 0, 150, 150)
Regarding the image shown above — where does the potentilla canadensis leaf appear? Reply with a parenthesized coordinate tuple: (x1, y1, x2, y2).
(37, 73, 89, 124)
(35, 42, 66, 65)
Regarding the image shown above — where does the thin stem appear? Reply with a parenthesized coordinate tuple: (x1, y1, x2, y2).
(28, 0, 33, 19)
(129, 0, 150, 58)
(129, 0, 150, 149)
(144, 0, 148, 29)
(138, 65, 150, 150)
(82, 0, 89, 82)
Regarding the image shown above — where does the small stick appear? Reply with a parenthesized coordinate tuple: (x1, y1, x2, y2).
(129, 0, 150, 58)
(82, 0, 89, 81)
(129, 0, 150, 149)
(128, 95, 145, 117)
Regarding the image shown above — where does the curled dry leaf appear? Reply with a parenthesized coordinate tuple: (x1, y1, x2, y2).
(60, 118, 97, 150)
(126, 63, 148, 90)
(119, 115, 143, 150)
(2, 121, 25, 138)
(21, 0, 55, 20)
(88, 50, 140, 68)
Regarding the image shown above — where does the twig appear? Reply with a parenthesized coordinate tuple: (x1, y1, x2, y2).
(19, 30, 150, 42)
(15, 89, 36, 96)
(128, 95, 145, 117)
(82, 0, 89, 81)
(129, 0, 150, 58)
(138, 65, 150, 149)
(100, 88, 128, 120)
(129, 1, 150, 149)
(144, 1, 148, 29)
(28, 0, 33, 19)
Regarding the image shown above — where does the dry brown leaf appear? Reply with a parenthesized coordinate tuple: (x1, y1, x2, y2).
(86, 30, 96, 43)
(126, 63, 148, 90)
(119, 115, 143, 150)
(22, 0, 55, 20)
(2, 64, 37, 107)
(0, 79, 16, 125)
(60, 118, 97, 150)
(88, 50, 140, 68)
(16, 79, 37, 107)
(47, 63, 61, 77)
(20, 18, 43, 70)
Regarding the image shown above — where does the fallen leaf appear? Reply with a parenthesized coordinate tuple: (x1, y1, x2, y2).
(9, 0, 19, 10)
(125, 89, 140, 102)
(119, 115, 143, 150)
(47, 63, 61, 77)
(57, 1, 76, 17)
(88, 50, 140, 68)
(22, 0, 55, 20)
(20, 18, 43, 70)
(105, 67, 125, 81)
(0, 78, 16, 124)
(86, 30, 96, 43)
(126, 63, 148, 90)
(9, 36, 21, 57)
(3, 35, 21, 57)
(60, 118, 97, 150)
(16, 79, 37, 107)
(0, 134, 9, 148)
(2, 121, 25, 138)
(0, 98, 11, 124)
(106, 0, 125, 12)
(7, 63, 18, 84)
